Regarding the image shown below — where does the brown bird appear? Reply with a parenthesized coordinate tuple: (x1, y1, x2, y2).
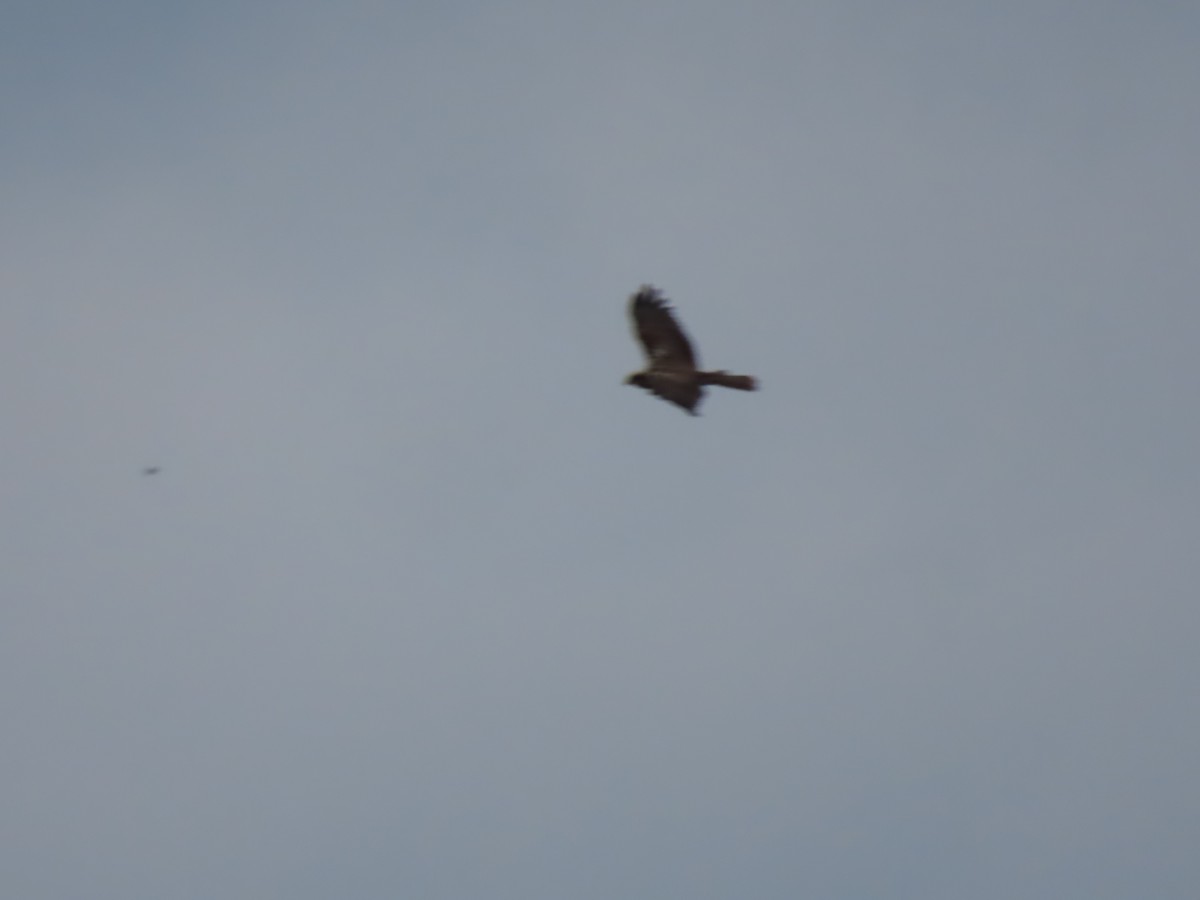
(625, 285, 758, 415)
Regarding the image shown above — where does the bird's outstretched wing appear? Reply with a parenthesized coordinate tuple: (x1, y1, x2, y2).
(632, 370, 703, 414)
(630, 286, 697, 370)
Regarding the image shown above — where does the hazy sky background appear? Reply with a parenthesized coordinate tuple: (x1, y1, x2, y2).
(3, 2, 1198, 897)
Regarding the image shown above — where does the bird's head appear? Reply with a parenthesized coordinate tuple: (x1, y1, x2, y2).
(625, 372, 648, 387)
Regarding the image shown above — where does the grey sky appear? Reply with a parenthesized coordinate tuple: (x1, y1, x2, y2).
(3, 2, 1198, 898)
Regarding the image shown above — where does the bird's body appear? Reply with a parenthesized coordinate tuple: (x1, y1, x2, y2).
(625, 286, 758, 414)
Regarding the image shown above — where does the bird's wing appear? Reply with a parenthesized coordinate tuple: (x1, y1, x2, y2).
(635, 371, 703, 415)
(630, 286, 697, 370)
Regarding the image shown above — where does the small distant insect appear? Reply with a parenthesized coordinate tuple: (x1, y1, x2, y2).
(142, 467, 160, 476)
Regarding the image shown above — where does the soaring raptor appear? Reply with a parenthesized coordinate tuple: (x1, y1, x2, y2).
(625, 285, 758, 415)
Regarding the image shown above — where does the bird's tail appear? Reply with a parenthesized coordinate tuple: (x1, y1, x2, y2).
(700, 371, 758, 391)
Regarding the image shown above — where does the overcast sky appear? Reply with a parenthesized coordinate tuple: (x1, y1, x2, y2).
(3, 2, 1199, 898)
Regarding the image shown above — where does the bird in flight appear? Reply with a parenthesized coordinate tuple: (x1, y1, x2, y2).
(625, 285, 758, 415)
(142, 466, 160, 476)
